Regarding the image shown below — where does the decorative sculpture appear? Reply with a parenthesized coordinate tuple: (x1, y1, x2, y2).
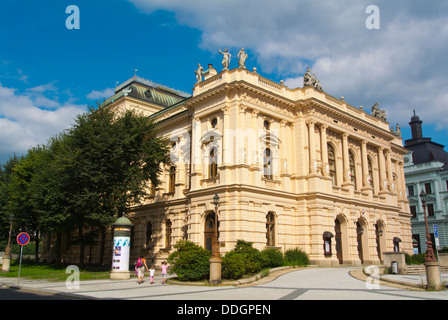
(395, 123, 402, 138)
(370, 102, 387, 121)
(219, 48, 231, 70)
(303, 67, 323, 91)
(123, 87, 132, 96)
(237, 48, 248, 69)
(195, 63, 204, 83)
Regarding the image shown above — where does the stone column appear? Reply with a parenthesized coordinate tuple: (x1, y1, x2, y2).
(361, 141, 369, 188)
(342, 133, 350, 184)
(320, 124, 329, 176)
(386, 149, 393, 193)
(250, 109, 259, 166)
(222, 105, 231, 165)
(280, 120, 287, 174)
(378, 147, 387, 192)
(190, 117, 202, 189)
(308, 120, 317, 174)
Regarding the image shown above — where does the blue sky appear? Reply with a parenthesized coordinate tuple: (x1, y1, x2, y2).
(1, 0, 448, 165)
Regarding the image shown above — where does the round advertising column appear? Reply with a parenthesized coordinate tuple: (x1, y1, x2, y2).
(110, 216, 133, 280)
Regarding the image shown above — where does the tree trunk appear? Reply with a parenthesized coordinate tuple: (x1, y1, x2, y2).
(100, 228, 106, 266)
(56, 232, 62, 263)
(78, 225, 84, 267)
(34, 230, 40, 263)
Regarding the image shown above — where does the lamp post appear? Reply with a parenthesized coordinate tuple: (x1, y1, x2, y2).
(2, 214, 14, 272)
(209, 193, 222, 285)
(419, 190, 442, 290)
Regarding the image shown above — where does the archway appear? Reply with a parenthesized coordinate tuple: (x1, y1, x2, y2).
(356, 218, 369, 264)
(375, 220, 386, 263)
(335, 215, 349, 264)
(204, 212, 218, 252)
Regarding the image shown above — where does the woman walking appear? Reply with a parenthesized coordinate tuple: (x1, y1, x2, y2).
(135, 256, 148, 284)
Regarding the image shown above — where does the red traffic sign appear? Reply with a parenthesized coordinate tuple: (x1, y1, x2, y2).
(17, 232, 30, 246)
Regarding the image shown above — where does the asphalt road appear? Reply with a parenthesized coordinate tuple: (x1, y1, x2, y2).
(0, 287, 72, 300)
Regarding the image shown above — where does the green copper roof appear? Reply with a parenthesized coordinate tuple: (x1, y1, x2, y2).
(113, 216, 133, 226)
(101, 75, 191, 109)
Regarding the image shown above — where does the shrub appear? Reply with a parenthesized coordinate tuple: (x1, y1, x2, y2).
(167, 240, 211, 281)
(233, 240, 263, 274)
(261, 248, 284, 268)
(222, 251, 245, 280)
(405, 253, 425, 265)
(284, 248, 309, 266)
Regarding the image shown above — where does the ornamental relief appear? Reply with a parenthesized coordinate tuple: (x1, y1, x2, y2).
(240, 92, 294, 118)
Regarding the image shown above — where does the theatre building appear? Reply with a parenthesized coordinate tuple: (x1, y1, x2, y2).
(43, 61, 413, 267)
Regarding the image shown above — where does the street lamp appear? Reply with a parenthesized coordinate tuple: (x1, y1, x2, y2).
(419, 190, 442, 290)
(212, 194, 220, 257)
(209, 193, 222, 285)
(2, 214, 14, 272)
(419, 190, 436, 262)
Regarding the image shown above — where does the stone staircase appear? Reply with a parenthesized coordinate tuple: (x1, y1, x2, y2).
(405, 264, 448, 275)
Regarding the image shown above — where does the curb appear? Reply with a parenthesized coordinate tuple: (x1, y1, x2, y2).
(350, 267, 426, 291)
(166, 266, 302, 287)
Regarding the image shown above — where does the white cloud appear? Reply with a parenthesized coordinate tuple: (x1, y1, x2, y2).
(87, 87, 115, 101)
(129, 0, 448, 134)
(0, 83, 86, 164)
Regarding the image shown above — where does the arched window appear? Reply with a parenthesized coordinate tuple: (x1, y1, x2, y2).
(263, 120, 270, 131)
(204, 212, 215, 252)
(263, 148, 272, 180)
(209, 147, 218, 178)
(169, 166, 176, 193)
(211, 117, 218, 128)
(349, 151, 357, 189)
(328, 144, 336, 185)
(266, 212, 275, 246)
(165, 220, 172, 249)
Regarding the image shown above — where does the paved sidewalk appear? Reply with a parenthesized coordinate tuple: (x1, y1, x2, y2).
(0, 267, 446, 300)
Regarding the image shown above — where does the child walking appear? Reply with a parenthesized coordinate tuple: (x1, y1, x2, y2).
(161, 261, 168, 285)
(149, 265, 156, 285)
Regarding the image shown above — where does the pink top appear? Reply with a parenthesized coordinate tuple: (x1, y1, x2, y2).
(161, 264, 168, 274)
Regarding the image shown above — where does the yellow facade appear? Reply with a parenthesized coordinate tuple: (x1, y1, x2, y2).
(110, 67, 412, 267)
(42, 67, 412, 267)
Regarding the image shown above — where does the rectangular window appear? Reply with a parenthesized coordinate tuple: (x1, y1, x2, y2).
(410, 206, 417, 218)
(165, 220, 172, 248)
(425, 183, 432, 194)
(169, 166, 176, 193)
(407, 185, 414, 197)
(427, 203, 435, 217)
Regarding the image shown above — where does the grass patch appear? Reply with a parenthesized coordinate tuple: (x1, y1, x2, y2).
(0, 261, 110, 281)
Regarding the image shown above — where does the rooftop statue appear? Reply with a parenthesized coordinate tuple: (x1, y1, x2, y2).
(371, 102, 387, 121)
(303, 67, 323, 91)
(195, 63, 204, 83)
(219, 48, 231, 70)
(237, 48, 248, 69)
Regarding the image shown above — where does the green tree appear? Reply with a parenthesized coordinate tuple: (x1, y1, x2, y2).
(28, 134, 73, 262)
(0, 155, 21, 249)
(60, 104, 170, 265)
(6, 147, 49, 262)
